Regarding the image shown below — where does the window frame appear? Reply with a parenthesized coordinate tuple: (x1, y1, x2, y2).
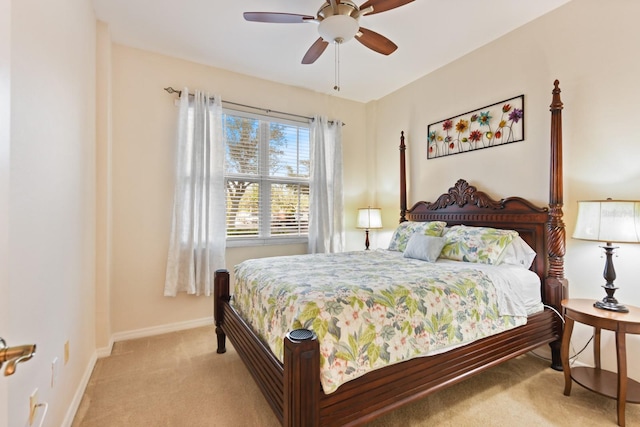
(223, 108, 310, 247)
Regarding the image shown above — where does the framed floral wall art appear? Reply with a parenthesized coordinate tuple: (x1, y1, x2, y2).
(427, 95, 524, 159)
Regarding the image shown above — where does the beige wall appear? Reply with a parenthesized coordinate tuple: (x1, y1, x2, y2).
(370, 0, 640, 380)
(107, 44, 369, 336)
(1, 0, 10, 423)
(8, 0, 97, 425)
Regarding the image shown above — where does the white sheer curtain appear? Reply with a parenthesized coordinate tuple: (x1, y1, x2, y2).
(308, 116, 344, 253)
(164, 89, 226, 296)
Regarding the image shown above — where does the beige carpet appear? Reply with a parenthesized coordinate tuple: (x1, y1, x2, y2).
(72, 325, 639, 426)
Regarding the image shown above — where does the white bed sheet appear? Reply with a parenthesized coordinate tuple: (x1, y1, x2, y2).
(435, 257, 543, 316)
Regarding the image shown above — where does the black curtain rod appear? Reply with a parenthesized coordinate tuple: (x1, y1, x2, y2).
(164, 87, 344, 126)
(164, 87, 313, 121)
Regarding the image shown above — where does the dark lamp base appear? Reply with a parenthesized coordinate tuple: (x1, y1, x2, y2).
(594, 243, 628, 313)
(594, 299, 629, 313)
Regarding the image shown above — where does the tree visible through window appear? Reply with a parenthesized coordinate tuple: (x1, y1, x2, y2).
(224, 111, 310, 242)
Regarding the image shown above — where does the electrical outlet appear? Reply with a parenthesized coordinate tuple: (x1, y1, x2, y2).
(64, 340, 69, 365)
(51, 357, 59, 388)
(29, 388, 38, 426)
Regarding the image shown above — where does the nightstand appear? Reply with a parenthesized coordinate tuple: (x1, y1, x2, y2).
(561, 298, 640, 426)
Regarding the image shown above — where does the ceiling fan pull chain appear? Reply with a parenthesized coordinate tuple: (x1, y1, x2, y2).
(334, 41, 341, 92)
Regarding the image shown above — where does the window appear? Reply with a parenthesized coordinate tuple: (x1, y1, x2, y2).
(223, 110, 310, 245)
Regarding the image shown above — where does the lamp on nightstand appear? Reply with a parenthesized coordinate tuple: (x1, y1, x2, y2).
(573, 199, 640, 313)
(357, 207, 382, 250)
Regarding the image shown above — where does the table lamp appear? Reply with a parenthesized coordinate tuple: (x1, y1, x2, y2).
(572, 199, 640, 313)
(357, 207, 382, 250)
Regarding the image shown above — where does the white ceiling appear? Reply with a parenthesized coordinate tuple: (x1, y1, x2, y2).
(92, 0, 570, 103)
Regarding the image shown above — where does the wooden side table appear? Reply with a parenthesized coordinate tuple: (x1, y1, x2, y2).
(561, 298, 640, 426)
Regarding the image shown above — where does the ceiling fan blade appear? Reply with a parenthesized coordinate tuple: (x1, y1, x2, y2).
(243, 12, 315, 23)
(302, 37, 329, 64)
(359, 0, 414, 16)
(355, 27, 398, 55)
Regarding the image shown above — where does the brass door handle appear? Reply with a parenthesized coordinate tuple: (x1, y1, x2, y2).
(0, 338, 37, 376)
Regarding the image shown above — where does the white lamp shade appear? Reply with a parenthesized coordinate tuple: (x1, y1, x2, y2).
(573, 200, 640, 243)
(357, 207, 382, 229)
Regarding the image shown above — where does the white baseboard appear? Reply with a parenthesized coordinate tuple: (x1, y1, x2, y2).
(99, 317, 214, 357)
(61, 350, 97, 427)
(64, 317, 215, 426)
(96, 337, 114, 359)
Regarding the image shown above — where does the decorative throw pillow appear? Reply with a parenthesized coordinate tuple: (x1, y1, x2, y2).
(440, 225, 518, 265)
(498, 235, 537, 268)
(403, 234, 446, 262)
(388, 221, 447, 252)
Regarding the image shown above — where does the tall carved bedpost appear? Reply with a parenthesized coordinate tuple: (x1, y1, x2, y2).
(400, 131, 407, 223)
(547, 80, 568, 370)
(546, 80, 568, 308)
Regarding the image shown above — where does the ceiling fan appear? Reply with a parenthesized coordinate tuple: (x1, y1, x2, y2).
(243, 0, 415, 65)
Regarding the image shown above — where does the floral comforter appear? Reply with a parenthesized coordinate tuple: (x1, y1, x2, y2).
(232, 250, 529, 394)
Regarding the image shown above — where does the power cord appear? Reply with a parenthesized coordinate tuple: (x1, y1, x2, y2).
(34, 402, 48, 427)
(528, 304, 594, 364)
(543, 304, 564, 324)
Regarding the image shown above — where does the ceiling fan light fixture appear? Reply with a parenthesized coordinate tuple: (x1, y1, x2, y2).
(244, 0, 414, 69)
(318, 15, 359, 43)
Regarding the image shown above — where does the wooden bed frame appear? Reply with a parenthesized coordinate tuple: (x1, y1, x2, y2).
(213, 80, 568, 426)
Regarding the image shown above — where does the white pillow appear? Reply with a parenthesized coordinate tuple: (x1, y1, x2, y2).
(499, 236, 537, 269)
(403, 234, 446, 262)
